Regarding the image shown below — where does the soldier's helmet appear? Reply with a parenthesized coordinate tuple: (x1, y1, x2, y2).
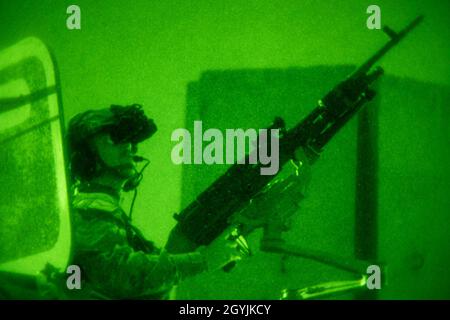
(67, 104, 157, 182)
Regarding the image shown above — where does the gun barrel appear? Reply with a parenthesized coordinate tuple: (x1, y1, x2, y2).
(353, 15, 424, 78)
(169, 16, 423, 251)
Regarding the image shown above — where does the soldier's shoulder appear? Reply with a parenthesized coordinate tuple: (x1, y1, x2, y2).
(71, 192, 127, 226)
(72, 192, 120, 212)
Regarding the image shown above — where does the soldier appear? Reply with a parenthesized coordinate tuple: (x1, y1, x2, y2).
(67, 104, 242, 299)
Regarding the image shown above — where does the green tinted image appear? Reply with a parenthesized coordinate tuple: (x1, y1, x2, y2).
(0, 0, 449, 300)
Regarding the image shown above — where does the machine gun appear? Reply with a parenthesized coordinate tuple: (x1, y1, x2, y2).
(166, 16, 424, 256)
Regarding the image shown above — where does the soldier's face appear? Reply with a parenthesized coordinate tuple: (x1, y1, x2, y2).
(89, 132, 138, 178)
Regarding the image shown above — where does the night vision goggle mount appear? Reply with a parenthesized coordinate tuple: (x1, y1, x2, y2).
(108, 104, 157, 145)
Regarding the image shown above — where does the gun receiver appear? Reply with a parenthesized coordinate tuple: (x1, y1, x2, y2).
(167, 16, 423, 251)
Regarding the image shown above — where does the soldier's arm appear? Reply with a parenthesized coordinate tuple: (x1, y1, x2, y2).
(72, 209, 208, 298)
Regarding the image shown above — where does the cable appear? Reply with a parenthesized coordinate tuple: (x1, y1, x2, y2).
(128, 156, 150, 221)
